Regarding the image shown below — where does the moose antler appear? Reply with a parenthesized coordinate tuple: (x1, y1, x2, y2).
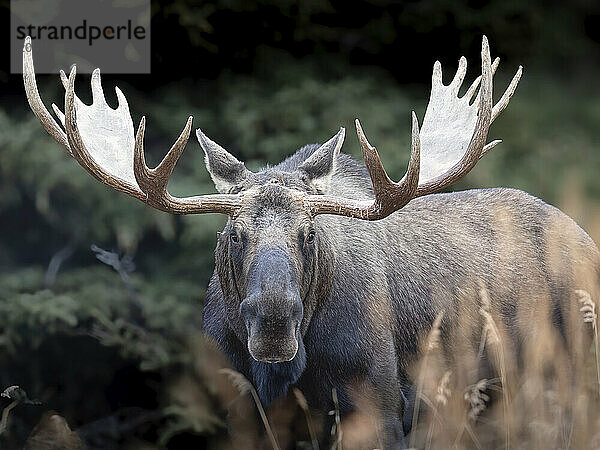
(24, 36, 520, 221)
(23, 37, 242, 215)
(306, 36, 522, 220)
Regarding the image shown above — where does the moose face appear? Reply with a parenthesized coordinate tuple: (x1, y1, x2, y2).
(217, 185, 316, 363)
(201, 130, 345, 364)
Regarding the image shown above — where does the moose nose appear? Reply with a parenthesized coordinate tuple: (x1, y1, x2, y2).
(241, 296, 302, 363)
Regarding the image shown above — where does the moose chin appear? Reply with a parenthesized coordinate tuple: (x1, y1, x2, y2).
(23, 34, 600, 449)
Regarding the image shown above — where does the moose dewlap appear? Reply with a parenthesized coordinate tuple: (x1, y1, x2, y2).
(23, 36, 599, 448)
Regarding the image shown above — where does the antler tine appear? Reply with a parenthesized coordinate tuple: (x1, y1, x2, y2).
(133, 115, 151, 190)
(65, 66, 86, 164)
(469, 61, 522, 158)
(65, 67, 109, 182)
(450, 57, 467, 95)
(133, 115, 194, 203)
(355, 119, 394, 198)
(356, 115, 420, 215)
(133, 115, 243, 215)
(155, 116, 194, 183)
(304, 114, 421, 220)
(22, 37, 70, 151)
(492, 65, 523, 121)
(60, 69, 69, 89)
(464, 60, 522, 159)
(464, 56, 499, 103)
(482, 139, 502, 157)
(406, 112, 422, 190)
(415, 35, 493, 197)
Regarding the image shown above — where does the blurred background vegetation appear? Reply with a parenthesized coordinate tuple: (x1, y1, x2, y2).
(1, 0, 600, 448)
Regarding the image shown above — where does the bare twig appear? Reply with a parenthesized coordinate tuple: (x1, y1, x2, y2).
(0, 400, 19, 436)
(91, 244, 135, 286)
(45, 239, 77, 287)
(0, 386, 42, 436)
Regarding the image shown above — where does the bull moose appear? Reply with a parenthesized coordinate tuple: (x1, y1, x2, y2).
(23, 36, 600, 448)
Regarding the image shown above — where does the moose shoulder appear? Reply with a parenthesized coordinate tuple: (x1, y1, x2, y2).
(23, 35, 599, 448)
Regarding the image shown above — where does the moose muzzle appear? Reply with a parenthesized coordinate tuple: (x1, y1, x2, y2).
(240, 247, 303, 363)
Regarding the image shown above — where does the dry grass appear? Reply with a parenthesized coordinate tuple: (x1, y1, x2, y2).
(169, 285, 600, 450)
(219, 368, 281, 450)
(576, 289, 600, 396)
(478, 284, 510, 449)
(406, 287, 600, 450)
(409, 312, 443, 449)
(330, 388, 343, 450)
(425, 370, 451, 450)
(292, 388, 319, 450)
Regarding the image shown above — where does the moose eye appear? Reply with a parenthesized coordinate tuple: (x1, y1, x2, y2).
(306, 230, 316, 245)
(230, 231, 240, 245)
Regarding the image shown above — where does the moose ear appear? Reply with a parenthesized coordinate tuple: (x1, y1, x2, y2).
(196, 130, 250, 193)
(298, 128, 345, 193)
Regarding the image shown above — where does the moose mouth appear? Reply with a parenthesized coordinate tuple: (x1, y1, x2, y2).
(247, 322, 300, 364)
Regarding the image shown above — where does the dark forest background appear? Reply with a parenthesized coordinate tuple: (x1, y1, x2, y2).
(1, 0, 600, 448)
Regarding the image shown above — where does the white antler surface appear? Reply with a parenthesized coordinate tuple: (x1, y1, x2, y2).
(419, 51, 521, 184)
(419, 58, 479, 183)
(53, 69, 141, 193)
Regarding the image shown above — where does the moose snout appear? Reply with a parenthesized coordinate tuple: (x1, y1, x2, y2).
(241, 293, 303, 363)
(241, 246, 304, 363)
